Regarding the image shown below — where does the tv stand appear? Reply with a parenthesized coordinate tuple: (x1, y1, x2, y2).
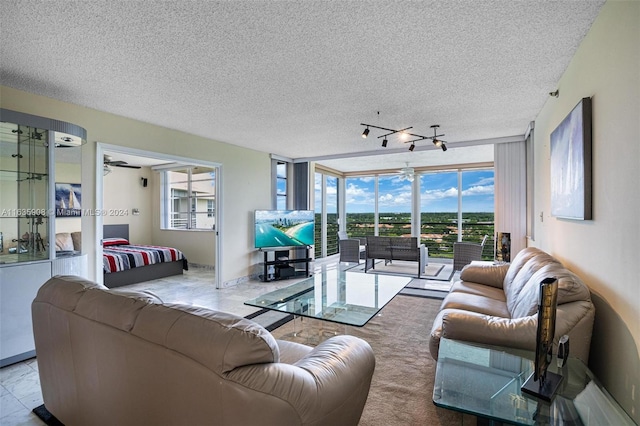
(260, 247, 312, 282)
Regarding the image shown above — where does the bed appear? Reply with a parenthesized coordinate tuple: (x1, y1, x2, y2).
(103, 224, 188, 288)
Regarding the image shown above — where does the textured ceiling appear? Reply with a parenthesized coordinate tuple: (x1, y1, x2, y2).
(1, 1, 604, 173)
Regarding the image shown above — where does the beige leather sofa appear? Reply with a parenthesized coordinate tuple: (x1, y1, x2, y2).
(32, 276, 375, 426)
(429, 247, 595, 363)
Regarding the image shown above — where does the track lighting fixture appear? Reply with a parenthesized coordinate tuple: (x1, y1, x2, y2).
(429, 125, 448, 151)
(359, 122, 448, 152)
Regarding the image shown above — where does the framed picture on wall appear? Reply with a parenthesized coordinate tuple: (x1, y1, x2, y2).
(550, 97, 592, 220)
(55, 183, 82, 217)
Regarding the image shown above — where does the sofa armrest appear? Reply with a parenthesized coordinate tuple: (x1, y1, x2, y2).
(441, 310, 537, 351)
(459, 263, 509, 289)
(225, 335, 375, 424)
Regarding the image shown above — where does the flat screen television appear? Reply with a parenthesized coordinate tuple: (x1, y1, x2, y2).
(254, 210, 315, 249)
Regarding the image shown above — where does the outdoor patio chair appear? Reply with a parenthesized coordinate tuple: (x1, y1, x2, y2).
(453, 235, 488, 271)
(338, 231, 366, 263)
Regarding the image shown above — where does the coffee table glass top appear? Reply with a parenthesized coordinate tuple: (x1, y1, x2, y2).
(244, 270, 410, 327)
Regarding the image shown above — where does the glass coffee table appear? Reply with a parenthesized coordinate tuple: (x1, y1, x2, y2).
(244, 270, 410, 327)
(433, 338, 634, 425)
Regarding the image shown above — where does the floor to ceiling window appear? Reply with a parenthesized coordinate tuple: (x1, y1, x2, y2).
(461, 169, 495, 258)
(419, 168, 494, 259)
(378, 174, 412, 237)
(344, 176, 376, 238)
(419, 170, 460, 258)
(316, 165, 494, 260)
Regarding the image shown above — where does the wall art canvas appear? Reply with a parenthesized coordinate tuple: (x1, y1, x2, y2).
(550, 97, 592, 220)
(55, 183, 82, 217)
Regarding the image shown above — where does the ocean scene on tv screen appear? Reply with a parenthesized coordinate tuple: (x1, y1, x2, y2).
(255, 210, 315, 248)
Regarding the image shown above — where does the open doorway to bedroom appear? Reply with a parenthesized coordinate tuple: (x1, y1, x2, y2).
(97, 143, 222, 289)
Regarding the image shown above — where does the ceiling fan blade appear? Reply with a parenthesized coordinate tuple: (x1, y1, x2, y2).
(115, 164, 141, 169)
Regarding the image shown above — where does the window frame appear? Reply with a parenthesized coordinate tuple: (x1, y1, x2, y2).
(161, 167, 216, 231)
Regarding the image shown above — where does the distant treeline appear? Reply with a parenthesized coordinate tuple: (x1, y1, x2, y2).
(315, 212, 495, 259)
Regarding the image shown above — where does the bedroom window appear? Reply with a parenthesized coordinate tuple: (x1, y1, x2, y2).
(161, 166, 216, 230)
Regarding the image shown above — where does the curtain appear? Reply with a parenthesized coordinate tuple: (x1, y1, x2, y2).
(494, 141, 527, 259)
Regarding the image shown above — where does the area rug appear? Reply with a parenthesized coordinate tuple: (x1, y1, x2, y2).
(270, 294, 464, 426)
(349, 260, 455, 282)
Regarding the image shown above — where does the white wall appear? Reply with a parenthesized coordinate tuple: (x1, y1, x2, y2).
(102, 165, 153, 245)
(531, 1, 639, 420)
(0, 86, 272, 285)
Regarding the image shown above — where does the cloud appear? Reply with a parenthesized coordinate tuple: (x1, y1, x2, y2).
(421, 184, 494, 202)
(473, 176, 494, 186)
(422, 187, 458, 201)
(379, 191, 412, 207)
(463, 185, 494, 196)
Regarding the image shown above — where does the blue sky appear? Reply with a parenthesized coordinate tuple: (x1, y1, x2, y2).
(315, 170, 494, 213)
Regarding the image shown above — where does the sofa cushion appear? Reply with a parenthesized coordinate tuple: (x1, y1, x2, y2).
(440, 291, 511, 318)
(504, 247, 561, 315)
(131, 303, 280, 374)
(37, 276, 280, 375)
(74, 287, 163, 331)
(509, 263, 560, 318)
(506, 248, 593, 319)
(449, 281, 506, 302)
(459, 263, 509, 289)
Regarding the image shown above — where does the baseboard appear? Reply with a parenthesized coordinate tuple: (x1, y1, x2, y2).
(0, 350, 36, 368)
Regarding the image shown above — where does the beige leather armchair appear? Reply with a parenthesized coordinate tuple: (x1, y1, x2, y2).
(32, 276, 375, 426)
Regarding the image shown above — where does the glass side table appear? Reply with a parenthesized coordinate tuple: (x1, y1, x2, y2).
(433, 338, 634, 425)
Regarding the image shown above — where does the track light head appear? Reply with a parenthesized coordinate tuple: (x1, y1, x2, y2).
(409, 143, 415, 152)
(433, 139, 442, 148)
(441, 143, 447, 152)
(382, 138, 388, 147)
(362, 127, 369, 138)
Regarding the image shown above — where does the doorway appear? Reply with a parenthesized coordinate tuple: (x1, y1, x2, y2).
(97, 143, 222, 289)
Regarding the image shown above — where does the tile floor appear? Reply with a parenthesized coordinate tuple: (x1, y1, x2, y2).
(0, 258, 340, 425)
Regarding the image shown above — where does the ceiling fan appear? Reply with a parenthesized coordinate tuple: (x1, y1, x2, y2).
(104, 154, 141, 169)
(398, 162, 415, 182)
(103, 154, 141, 175)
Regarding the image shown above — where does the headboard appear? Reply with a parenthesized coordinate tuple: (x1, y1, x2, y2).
(104, 224, 129, 240)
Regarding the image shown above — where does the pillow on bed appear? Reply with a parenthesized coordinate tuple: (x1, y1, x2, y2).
(103, 237, 129, 246)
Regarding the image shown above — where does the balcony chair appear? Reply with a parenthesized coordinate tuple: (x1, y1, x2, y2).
(338, 231, 366, 264)
(453, 234, 488, 271)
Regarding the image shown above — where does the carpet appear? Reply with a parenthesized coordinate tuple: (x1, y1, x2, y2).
(270, 294, 466, 426)
(350, 260, 455, 282)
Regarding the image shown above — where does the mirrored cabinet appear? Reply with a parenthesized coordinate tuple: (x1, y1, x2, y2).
(0, 109, 87, 366)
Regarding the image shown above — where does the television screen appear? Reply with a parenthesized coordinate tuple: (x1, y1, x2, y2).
(254, 210, 315, 249)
